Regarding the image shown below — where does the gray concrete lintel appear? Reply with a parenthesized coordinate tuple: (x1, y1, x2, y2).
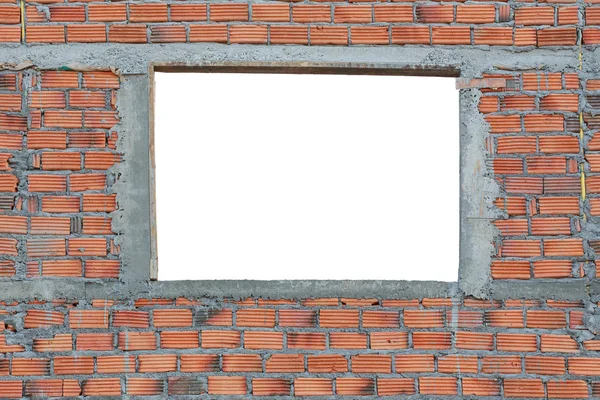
(0, 280, 590, 302)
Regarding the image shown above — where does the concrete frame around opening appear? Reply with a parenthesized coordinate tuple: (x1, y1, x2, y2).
(0, 44, 589, 302)
(145, 62, 498, 296)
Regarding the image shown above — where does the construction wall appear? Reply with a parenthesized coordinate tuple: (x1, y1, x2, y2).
(0, 2, 599, 398)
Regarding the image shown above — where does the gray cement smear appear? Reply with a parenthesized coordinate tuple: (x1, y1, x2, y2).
(111, 75, 153, 285)
(0, 43, 595, 301)
(458, 89, 501, 299)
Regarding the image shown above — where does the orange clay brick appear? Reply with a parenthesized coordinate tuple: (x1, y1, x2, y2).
(236, 308, 275, 327)
(118, 332, 157, 351)
(329, 332, 365, 349)
(170, 4, 207, 21)
(253, 378, 291, 396)
(201, 330, 240, 348)
(351, 354, 391, 373)
(287, 332, 326, 350)
(88, 4, 126, 22)
(432, 26, 470, 45)
(319, 309, 359, 327)
(278, 309, 316, 327)
(544, 238, 584, 256)
(108, 25, 147, 43)
(222, 354, 262, 372)
(377, 378, 415, 396)
(548, 380, 588, 399)
(189, 25, 227, 43)
(244, 331, 283, 350)
(70, 174, 106, 191)
(210, 3, 248, 22)
(416, 4, 453, 23)
(266, 354, 304, 373)
(525, 356, 566, 375)
(69, 309, 108, 329)
(504, 379, 545, 398)
(24, 309, 65, 328)
(391, 26, 429, 45)
(482, 355, 523, 374)
(208, 376, 246, 395)
(362, 310, 399, 328)
(26, 26, 65, 43)
(456, 331, 494, 350)
(83, 378, 121, 396)
(69, 91, 107, 108)
(112, 310, 149, 328)
(180, 354, 219, 372)
(67, 25, 107, 43)
(336, 378, 374, 396)
(54, 356, 94, 375)
(49, 5, 85, 22)
(474, 27, 513, 46)
(491, 259, 531, 280)
(11, 358, 50, 376)
(419, 377, 457, 396)
(404, 309, 444, 328)
(374, 5, 411, 23)
(127, 378, 164, 396)
(538, 27, 578, 46)
(310, 26, 348, 45)
(438, 355, 478, 374)
(76, 333, 113, 351)
(541, 334, 579, 353)
(486, 310, 525, 328)
(334, 5, 371, 23)
(138, 354, 177, 373)
(457, 4, 494, 23)
(412, 332, 451, 350)
(463, 378, 501, 397)
(294, 378, 333, 396)
(129, 3, 167, 22)
(153, 309, 192, 327)
(0, 381, 23, 398)
(395, 354, 434, 373)
(515, 7, 555, 26)
(252, 3, 289, 22)
(351, 26, 389, 45)
(308, 354, 347, 373)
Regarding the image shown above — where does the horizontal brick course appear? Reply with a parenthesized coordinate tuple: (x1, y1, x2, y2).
(0, 296, 593, 396)
(3, 1, 600, 46)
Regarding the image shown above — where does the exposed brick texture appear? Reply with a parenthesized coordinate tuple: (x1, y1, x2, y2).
(0, 68, 594, 282)
(0, 296, 595, 397)
(0, 0, 599, 395)
(0, 69, 120, 280)
(0, 1, 598, 46)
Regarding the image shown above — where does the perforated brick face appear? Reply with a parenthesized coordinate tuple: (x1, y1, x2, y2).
(0, 1, 599, 397)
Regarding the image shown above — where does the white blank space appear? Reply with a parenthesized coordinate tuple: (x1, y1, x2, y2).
(155, 73, 458, 281)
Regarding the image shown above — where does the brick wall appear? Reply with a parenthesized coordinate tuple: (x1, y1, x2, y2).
(484, 71, 595, 280)
(0, 296, 595, 397)
(0, 69, 121, 280)
(0, 64, 597, 396)
(1, 68, 594, 282)
(1, 0, 599, 397)
(1, 2, 600, 46)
